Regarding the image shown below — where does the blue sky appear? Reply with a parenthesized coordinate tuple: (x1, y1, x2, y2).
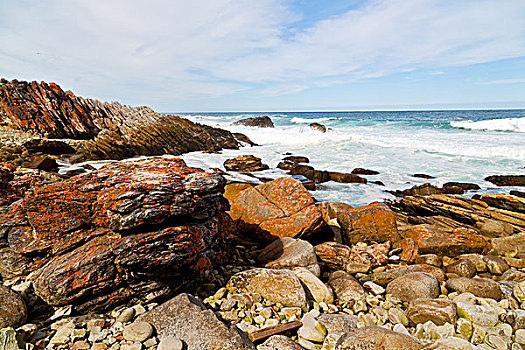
(1, 0, 525, 112)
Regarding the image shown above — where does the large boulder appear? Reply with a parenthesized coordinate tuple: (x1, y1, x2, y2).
(138, 293, 255, 350)
(401, 225, 491, 256)
(337, 203, 400, 245)
(224, 155, 270, 172)
(328, 270, 367, 302)
(406, 298, 457, 326)
(445, 277, 502, 300)
(314, 241, 390, 274)
(0, 158, 228, 311)
(228, 177, 323, 241)
(386, 272, 440, 302)
(232, 116, 274, 128)
(226, 268, 308, 310)
(257, 237, 320, 276)
(485, 175, 525, 187)
(491, 233, 525, 258)
(335, 326, 422, 350)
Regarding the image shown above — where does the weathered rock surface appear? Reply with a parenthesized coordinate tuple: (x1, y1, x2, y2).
(0, 157, 228, 311)
(258, 237, 320, 276)
(491, 233, 525, 258)
(314, 241, 390, 274)
(233, 116, 274, 128)
(224, 155, 270, 172)
(289, 164, 331, 184)
(293, 267, 334, 304)
(328, 270, 367, 302)
(0, 79, 243, 164)
(445, 277, 502, 300)
(258, 335, 305, 350)
(337, 202, 400, 245)
(351, 168, 379, 175)
(308, 122, 326, 133)
(335, 326, 422, 350)
(0, 285, 27, 329)
(386, 272, 440, 302)
(228, 177, 323, 241)
(328, 172, 367, 184)
(226, 268, 308, 310)
(401, 224, 491, 256)
(138, 293, 255, 350)
(387, 193, 525, 233)
(406, 298, 457, 326)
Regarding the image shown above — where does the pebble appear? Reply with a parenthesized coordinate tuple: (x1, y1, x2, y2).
(158, 336, 184, 350)
(117, 308, 136, 323)
(122, 321, 153, 342)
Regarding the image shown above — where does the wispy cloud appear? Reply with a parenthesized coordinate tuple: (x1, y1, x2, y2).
(481, 78, 525, 85)
(1, 0, 525, 109)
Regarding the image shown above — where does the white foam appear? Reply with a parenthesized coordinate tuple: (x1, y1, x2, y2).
(290, 117, 333, 124)
(451, 117, 525, 133)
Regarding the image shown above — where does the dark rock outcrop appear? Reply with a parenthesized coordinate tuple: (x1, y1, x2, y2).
(232, 116, 274, 128)
(289, 164, 330, 184)
(351, 168, 380, 175)
(308, 123, 326, 133)
(0, 79, 243, 164)
(485, 175, 525, 187)
(0, 157, 228, 311)
(0, 285, 27, 329)
(224, 155, 269, 172)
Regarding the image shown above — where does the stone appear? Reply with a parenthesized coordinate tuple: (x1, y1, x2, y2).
(445, 259, 476, 278)
(415, 254, 443, 267)
(224, 155, 270, 172)
(0, 158, 229, 311)
(0, 285, 27, 328)
(426, 337, 477, 350)
(328, 172, 367, 184)
(71, 340, 90, 350)
(445, 278, 502, 300)
(123, 321, 153, 342)
(406, 298, 457, 326)
(138, 293, 254, 350)
(514, 281, 525, 302)
(257, 335, 306, 350)
(386, 272, 440, 302)
(484, 255, 510, 275)
(308, 122, 327, 133)
(317, 314, 358, 337)
(158, 336, 184, 350)
(481, 219, 514, 238)
(511, 310, 525, 331)
(351, 168, 380, 175)
(485, 334, 510, 350)
(314, 241, 389, 274)
(228, 177, 323, 241)
(233, 116, 274, 128)
(363, 281, 385, 295)
(117, 308, 136, 323)
(456, 302, 499, 327)
(227, 268, 307, 310)
(335, 326, 422, 350)
(0, 327, 19, 350)
(492, 234, 525, 258)
(258, 237, 320, 276)
(393, 238, 420, 262)
(293, 267, 334, 304)
(456, 318, 473, 339)
(402, 225, 491, 257)
(485, 175, 525, 187)
(289, 164, 331, 184)
(328, 270, 367, 302)
(457, 254, 487, 272)
(337, 202, 399, 245)
(388, 307, 409, 326)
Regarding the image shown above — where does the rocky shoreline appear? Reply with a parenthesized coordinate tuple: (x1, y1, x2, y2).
(0, 80, 524, 350)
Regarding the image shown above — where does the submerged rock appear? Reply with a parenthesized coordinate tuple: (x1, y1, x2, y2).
(224, 155, 270, 172)
(485, 175, 525, 187)
(308, 123, 326, 133)
(0, 157, 228, 311)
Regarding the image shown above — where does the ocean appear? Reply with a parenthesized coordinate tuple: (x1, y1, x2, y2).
(177, 110, 524, 206)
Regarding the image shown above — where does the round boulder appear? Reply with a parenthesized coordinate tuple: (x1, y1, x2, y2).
(406, 298, 457, 326)
(386, 272, 440, 302)
(0, 285, 27, 329)
(445, 277, 502, 300)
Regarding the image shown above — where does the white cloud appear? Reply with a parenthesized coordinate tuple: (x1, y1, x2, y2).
(481, 78, 525, 85)
(1, 0, 525, 108)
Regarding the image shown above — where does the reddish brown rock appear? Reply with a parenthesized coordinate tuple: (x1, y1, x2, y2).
(228, 177, 323, 241)
(389, 183, 442, 197)
(277, 156, 309, 171)
(402, 224, 491, 257)
(328, 270, 367, 302)
(232, 116, 274, 128)
(337, 202, 400, 245)
(314, 241, 389, 273)
(412, 173, 435, 179)
(308, 122, 327, 132)
(0, 158, 228, 311)
(393, 238, 420, 262)
(223, 182, 255, 203)
(224, 155, 269, 172)
(289, 164, 330, 183)
(485, 175, 525, 187)
(386, 264, 446, 283)
(442, 182, 480, 192)
(445, 259, 477, 278)
(445, 277, 502, 300)
(406, 298, 457, 326)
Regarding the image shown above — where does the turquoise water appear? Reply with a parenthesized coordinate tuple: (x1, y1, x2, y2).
(184, 110, 525, 205)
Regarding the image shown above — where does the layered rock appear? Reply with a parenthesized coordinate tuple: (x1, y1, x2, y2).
(0, 79, 244, 164)
(224, 155, 269, 172)
(0, 157, 228, 311)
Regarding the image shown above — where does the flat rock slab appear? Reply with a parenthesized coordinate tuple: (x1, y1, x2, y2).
(335, 326, 422, 350)
(445, 277, 502, 300)
(138, 293, 255, 350)
(406, 298, 457, 326)
(258, 237, 320, 276)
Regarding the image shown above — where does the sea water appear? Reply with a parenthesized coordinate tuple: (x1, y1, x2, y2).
(178, 110, 524, 206)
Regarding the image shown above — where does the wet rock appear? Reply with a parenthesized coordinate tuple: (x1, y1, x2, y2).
(481, 219, 514, 238)
(389, 183, 442, 197)
(233, 133, 258, 146)
(0, 285, 27, 329)
(445, 259, 476, 278)
(413, 174, 435, 179)
(511, 190, 525, 198)
(138, 293, 255, 350)
(289, 164, 331, 184)
(25, 155, 58, 172)
(402, 225, 491, 256)
(337, 202, 399, 245)
(386, 272, 440, 302)
(328, 270, 367, 302)
(335, 326, 422, 350)
(228, 177, 323, 241)
(308, 123, 326, 133)
(226, 268, 308, 310)
(442, 182, 481, 192)
(0, 158, 228, 310)
(445, 278, 502, 300)
(319, 202, 353, 242)
(485, 175, 525, 187)
(233, 116, 274, 128)
(224, 155, 270, 172)
(328, 172, 367, 184)
(258, 237, 320, 276)
(351, 168, 379, 175)
(277, 156, 309, 171)
(406, 298, 457, 326)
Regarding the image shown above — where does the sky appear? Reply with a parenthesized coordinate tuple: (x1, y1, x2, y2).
(1, 0, 525, 112)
